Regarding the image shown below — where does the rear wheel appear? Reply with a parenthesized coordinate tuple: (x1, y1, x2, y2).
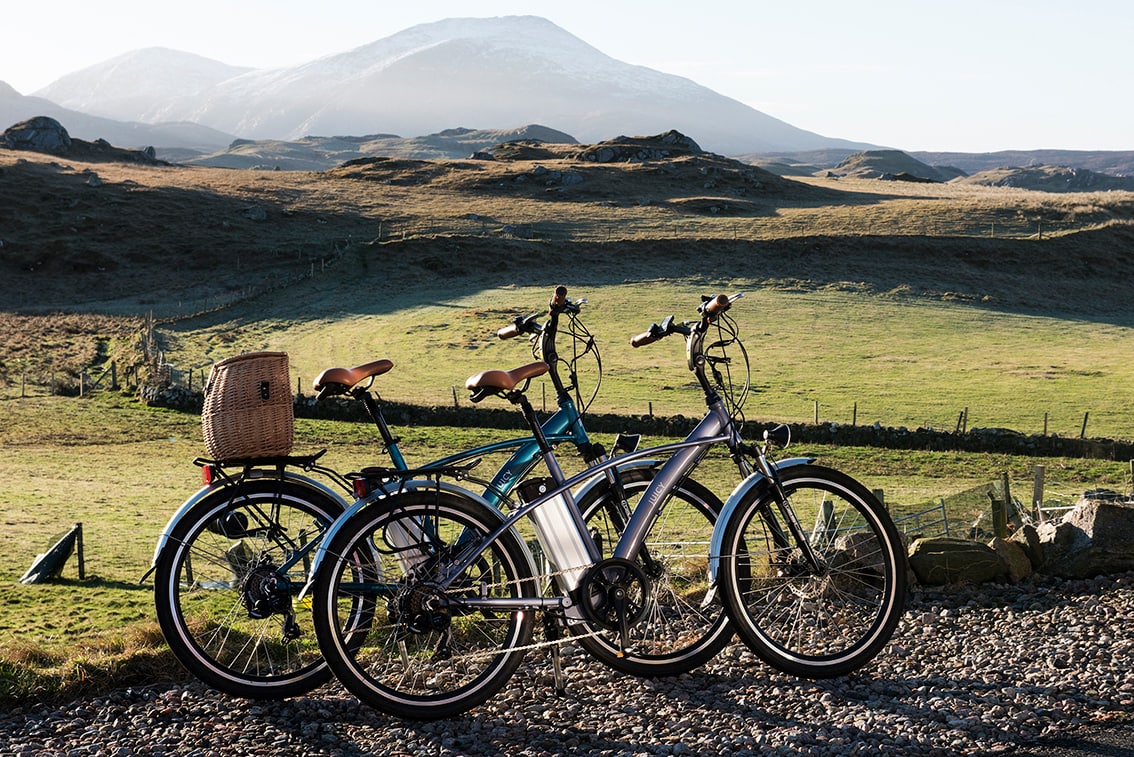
(575, 469, 732, 676)
(311, 490, 537, 719)
(153, 479, 346, 699)
(717, 465, 906, 678)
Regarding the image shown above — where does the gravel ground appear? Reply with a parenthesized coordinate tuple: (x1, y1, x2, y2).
(3, 572, 1133, 756)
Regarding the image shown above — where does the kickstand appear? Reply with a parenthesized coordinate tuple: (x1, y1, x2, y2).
(542, 613, 568, 697)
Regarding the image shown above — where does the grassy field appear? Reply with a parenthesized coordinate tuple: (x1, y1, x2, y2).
(4, 140, 1134, 702)
(2, 388, 1129, 703)
(154, 279, 1134, 440)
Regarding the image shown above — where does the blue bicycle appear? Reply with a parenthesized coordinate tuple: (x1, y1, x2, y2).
(149, 287, 725, 699)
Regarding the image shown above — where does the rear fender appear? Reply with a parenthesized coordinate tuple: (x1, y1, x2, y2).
(571, 458, 660, 503)
(147, 472, 348, 570)
(299, 479, 538, 598)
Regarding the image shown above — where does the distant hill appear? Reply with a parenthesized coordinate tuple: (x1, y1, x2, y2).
(823, 150, 955, 182)
(33, 48, 252, 125)
(911, 150, 1134, 177)
(744, 148, 1134, 182)
(0, 81, 235, 152)
(952, 165, 1134, 192)
(29, 16, 870, 156)
(184, 125, 580, 170)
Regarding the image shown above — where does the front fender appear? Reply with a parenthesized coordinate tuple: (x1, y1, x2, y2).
(299, 479, 538, 599)
(147, 471, 349, 570)
(708, 457, 814, 582)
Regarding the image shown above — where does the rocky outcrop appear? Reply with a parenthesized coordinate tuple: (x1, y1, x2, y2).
(2, 116, 72, 154)
(1034, 494, 1134, 578)
(908, 496, 1134, 585)
(2, 116, 165, 164)
(575, 130, 702, 163)
(908, 537, 1007, 585)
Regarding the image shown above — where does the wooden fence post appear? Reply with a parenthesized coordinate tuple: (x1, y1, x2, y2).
(872, 489, 885, 511)
(993, 473, 1011, 538)
(1032, 465, 1045, 522)
(1080, 412, 1089, 439)
(75, 522, 85, 580)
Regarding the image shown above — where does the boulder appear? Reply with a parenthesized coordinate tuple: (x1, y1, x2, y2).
(575, 130, 702, 163)
(1009, 522, 1044, 567)
(907, 536, 1007, 585)
(1035, 496, 1134, 578)
(989, 537, 1033, 583)
(2, 116, 72, 154)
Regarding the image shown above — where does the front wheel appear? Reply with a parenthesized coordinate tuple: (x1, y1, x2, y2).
(153, 479, 345, 699)
(717, 465, 906, 678)
(311, 490, 537, 720)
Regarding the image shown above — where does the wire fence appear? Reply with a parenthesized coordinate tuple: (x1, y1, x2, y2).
(362, 206, 1111, 244)
(936, 469, 1097, 540)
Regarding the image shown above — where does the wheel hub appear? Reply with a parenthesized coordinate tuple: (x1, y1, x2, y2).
(392, 582, 451, 634)
(240, 562, 292, 619)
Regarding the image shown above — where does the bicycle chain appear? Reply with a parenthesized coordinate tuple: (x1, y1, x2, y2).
(414, 564, 615, 659)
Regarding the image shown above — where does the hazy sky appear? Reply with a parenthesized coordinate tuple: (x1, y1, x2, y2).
(4, 0, 1130, 153)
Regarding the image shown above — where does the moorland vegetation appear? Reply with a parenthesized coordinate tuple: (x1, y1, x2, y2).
(3, 129, 1134, 702)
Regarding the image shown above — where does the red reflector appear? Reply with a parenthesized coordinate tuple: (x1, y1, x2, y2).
(353, 478, 371, 498)
(201, 465, 217, 486)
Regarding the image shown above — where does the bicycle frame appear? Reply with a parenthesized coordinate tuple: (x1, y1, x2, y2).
(302, 387, 776, 620)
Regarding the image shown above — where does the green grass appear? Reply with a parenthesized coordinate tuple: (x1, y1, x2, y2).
(2, 390, 1128, 704)
(7, 270, 1134, 703)
(163, 281, 1134, 440)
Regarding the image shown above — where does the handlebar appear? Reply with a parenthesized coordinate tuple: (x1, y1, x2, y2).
(700, 292, 743, 317)
(632, 294, 745, 348)
(631, 315, 684, 348)
(550, 285, 568, 310)
(498, 285, 588, 341)
(497, 320, 529, 340)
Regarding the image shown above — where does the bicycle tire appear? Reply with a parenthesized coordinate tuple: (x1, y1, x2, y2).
(575, 469, 732, 676)
(153, 479, 352, 699)
(717, 464, 906, 678)
(311, 489, 537, 719)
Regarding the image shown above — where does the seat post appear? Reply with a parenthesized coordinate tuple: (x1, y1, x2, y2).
(511, 390, 554, 456)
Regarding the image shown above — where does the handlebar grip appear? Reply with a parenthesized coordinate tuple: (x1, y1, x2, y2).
(497, 323, 521, 339)
(703, 293, 731, 317)
(549, 285, 568, 309)
(630, 330, 659, 348)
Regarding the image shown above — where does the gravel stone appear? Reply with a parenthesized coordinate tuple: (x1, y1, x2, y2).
(2, 572, 1134, 755)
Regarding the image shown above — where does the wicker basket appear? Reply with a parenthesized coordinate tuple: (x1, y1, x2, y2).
(202, 351, 294, 460)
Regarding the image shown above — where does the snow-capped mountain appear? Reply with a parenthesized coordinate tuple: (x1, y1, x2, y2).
(28, 16, 868, 154)
(34, 48, 252, 125)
